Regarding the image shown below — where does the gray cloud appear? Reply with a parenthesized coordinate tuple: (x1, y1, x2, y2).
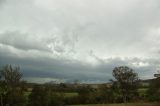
(0, 47, 157, 83)
(0, 0, 160, 83)
(0, 0, 5, 5)
(0, 31, 51, 52)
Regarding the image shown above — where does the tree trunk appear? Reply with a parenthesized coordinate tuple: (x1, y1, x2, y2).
(0, 95, 3, 106)
(123, 94, 127, 106)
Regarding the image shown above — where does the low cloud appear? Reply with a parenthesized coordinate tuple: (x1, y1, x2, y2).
(0, 47, 157, 83)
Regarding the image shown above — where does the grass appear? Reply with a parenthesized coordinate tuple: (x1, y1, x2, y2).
(64, 92, 79, 98)
(138, 88, 148, 93)
(138, 88, 148, 97)
(24, 91, 31, 97)
(24, 91, 79, 99)
(70, 103, 158, 106)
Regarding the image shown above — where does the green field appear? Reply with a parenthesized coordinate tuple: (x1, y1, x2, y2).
(138, 88, 148, 97)
(138, 88, 148, 93)
(24, 91, 78, 98)
(24, 91, 32, 97)
(64, 92, 79, 98)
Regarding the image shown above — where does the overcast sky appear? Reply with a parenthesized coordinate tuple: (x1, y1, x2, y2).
(0, 0, 160, 83)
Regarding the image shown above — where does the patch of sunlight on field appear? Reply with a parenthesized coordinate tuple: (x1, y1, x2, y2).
(138, 88, 148, 96)
(24, 91, 78, 98)
(24, 91, 31, 97)
(64, 92, 79, 98)
(138, 88, 148, 93)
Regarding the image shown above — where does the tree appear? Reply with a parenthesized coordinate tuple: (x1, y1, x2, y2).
(112, 66, 139, 104)
(29, 85, 65, 106)
(0, 64, 26, 106)
(147, 76, 160, 101)
(1, 65, 22, 86)
(98, 84, 115, 103)
(0, 71, 5, 106)
(28, 85, 49, 106)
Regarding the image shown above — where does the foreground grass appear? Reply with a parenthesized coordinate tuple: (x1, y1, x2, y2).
(70, 103, 158, 106)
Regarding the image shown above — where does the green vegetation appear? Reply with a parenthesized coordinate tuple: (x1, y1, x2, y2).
(0, 64, 160, 106)
(111, 66, 139, 103)
(147, 77, 160, 101)
(64, 92, 79, 98)
(0, 64, 26, 106)
(70, 103, 157, 106)
(138, 88, 148, 96)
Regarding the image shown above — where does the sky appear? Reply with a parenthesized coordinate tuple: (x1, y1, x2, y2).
(0, 0, 160, 83)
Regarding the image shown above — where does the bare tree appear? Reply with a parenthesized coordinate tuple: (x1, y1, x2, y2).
(0, 64, 25, 105)
(1, 65, 22, 86)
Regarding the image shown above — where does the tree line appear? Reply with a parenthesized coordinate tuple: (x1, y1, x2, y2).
(0, 64, 160, 106)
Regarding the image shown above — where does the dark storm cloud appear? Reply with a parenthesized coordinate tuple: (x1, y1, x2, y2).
(0, 48, 157, 83)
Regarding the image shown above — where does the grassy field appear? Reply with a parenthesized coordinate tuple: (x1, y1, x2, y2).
(64, 92, 79, 98)
(24, 91, 32, 97)
(24, 91, 78, 98)
(70, 103, 158, 106)
(138, 88, 148, 96)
